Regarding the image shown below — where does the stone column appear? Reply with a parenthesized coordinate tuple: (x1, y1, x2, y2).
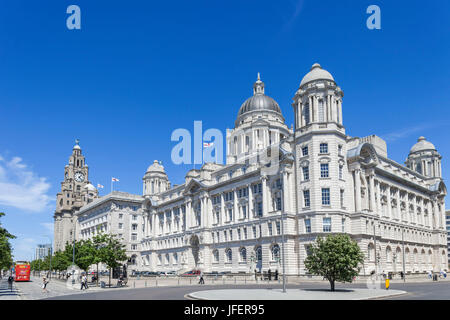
(369, 173, 376, 213)
(354, 168, 362, 212)
(386, 186, 392, 219)
(220, 193, 225, 224)
(186, 200, 192, 229)
(248, 183, 253, 220)
(338, 100, 343, 125)
(376, 180, 381, 216)
(282, 169, 290, 214)
(233, 188, 238, 222)
(262, 176, 268, 216)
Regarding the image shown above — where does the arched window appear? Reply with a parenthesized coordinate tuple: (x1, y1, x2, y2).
(240, 247, 247, 263)
(271, 244, 280, 262)
(225, 248, 232, 263)
(386, 246, 392, 262)
(368, 243, 375, 262)
(212, 249, 219, 263)
(256, 246, 262, 262)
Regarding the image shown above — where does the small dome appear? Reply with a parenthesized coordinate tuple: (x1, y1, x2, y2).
(410, 137, 436, 154)
(300, 63, 335, 87)
(237, 73, 282, 117)
(146, 160, 166, 173)
(84, 183, 97, 192)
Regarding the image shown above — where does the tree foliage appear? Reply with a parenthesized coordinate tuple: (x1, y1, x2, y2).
(304, 234, 364, 291)
(0, 212, 15, 270)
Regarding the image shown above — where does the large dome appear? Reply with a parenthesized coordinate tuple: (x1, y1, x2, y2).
(237, 73, 282, 117)
(409, 137, 436, 154)
(146, 160, 166, 173)
(300, 63, 335, 87)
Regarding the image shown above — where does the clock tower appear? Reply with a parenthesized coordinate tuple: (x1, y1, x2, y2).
(53, 140, 98, 252)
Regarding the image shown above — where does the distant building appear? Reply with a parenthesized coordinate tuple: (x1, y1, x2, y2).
(35, 244, 52, 260)
(446, 211, 450, 267)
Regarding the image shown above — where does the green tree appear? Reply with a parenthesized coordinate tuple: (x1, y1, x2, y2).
(95, 233, 127, 287)
(304, 234, 364, 291)
(62, 239, 95, 272)
(0, 212, 15, 271)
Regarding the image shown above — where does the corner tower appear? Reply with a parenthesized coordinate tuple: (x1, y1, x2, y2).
(54, 140, 98, 252)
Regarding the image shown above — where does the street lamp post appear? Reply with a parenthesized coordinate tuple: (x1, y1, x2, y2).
(43, 235, 52, 280)
(402, 228, 406, 283)
(280, 171, 286, 293)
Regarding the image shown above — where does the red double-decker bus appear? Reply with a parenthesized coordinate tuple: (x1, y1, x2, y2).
(14, 261, 31, 281)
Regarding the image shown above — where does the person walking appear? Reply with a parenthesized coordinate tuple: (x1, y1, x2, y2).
(198, 271, 205, 285)
(268, 269, 272, 281)
(42, 276, 49, 293)
(8, 275, 14, 292)
(80, 273, 88, 290)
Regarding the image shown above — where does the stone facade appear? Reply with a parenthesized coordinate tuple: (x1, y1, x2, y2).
(59, 63, 448, 275)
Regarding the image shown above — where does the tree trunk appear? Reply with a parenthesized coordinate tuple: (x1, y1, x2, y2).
(96, 263, 99, 287)
(109, 268, 111, 288)
(329, 279, 335, 292)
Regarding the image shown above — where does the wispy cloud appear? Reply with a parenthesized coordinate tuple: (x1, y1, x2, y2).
(281, 0, 305, 32)
(41, 222, 54, 235)
(381, 123, 445, 143)
(0, 155, 52, 212)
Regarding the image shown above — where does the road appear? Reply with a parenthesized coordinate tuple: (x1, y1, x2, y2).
(44, 280, 450, 300)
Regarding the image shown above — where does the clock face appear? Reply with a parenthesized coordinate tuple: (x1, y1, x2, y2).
(74, 171, 85, 182)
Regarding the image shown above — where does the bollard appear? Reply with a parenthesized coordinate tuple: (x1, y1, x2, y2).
(190, 278, 192, 285)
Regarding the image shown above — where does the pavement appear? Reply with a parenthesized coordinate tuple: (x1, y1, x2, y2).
(186, 288, 407, 300)
(0, 277, 20, 300)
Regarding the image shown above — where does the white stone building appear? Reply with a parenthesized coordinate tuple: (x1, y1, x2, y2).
(63, 63, 447, 275)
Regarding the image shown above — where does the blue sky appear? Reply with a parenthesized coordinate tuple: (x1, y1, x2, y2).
(0, 0, 449, 261)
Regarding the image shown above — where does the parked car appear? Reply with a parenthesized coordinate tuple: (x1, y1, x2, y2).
(181, 270, 201, 276)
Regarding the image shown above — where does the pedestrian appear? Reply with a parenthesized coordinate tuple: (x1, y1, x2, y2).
(80, 273, 88, 290)
(42, 276, 49, 293)
(268, 269, 271, 281)
(8, 275, 14, 292)
(198, 271, 204, 285)
(274, 270, 278, 281)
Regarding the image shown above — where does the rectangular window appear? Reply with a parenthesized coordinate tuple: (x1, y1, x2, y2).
(304, 104, 310, 125)
(303, 190, 310, 207)
(338, 145, 343, 156)
(237, 229, 241, 240)
(305, 219, 311, 233)
(229, 230, 233, 241)
(318, 100, 324, 122)
(320, 143, 328, 154)
(342, 218, 346, 233)
(302, 146, 308, 156)
(119, 214, 123, 219)
(242, 206, 247, 219)
(339, 165, 343, 179)
(322, 188, 330, 205)
(132, 224, 138, 231)
(228, 209, 233, 221)
(323, 217, 332, 232)
(276, 221, 281, 235)
(302, 166, 309, 181)
(257, 202, 263, 217)
(132, 215, 137, 221)
(131, 233, 137, 241)
(340, 189, 344, 208)
(276, 197, 282, 211)
(244, 227, 247, 239)
(224, 231, 227, 242)
(252, 226, 257, 238)
(268, 222, 273, 236)
(118, 223, 123, 229)
(320, 163, 329, 178)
